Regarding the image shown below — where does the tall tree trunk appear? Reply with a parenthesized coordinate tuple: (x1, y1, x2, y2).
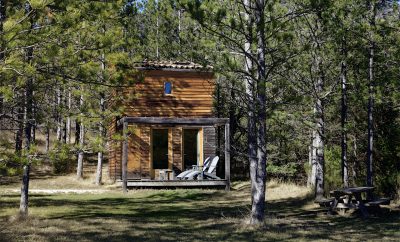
(250, 0, 267, 225)
(228, 82, 236, 169)
(56, 88, 62, 142)
(308, 132, 316, 188)
(62, 89, 67, 143)
(15, 105, 24, 153)
(96, 145, 103, 185)
(312, 10, 326, 199)
(20, 3, 34, 218)
(75, 119, 80, 145)
(96, 53, 105, 185)
(66, 89, 72, 144)
(20, 68, 33, 217)
(45, 125, 50, 153)
(96, 93, 105, 185)
(341, 39, 349, 188)
(31, 124, 35, 144)
(19, 164, 30, 217)
(216, 83, 221, 157)
(367, 49, 374, 186)
(76, 91, 84, 179)
(156, 11, 159, 59)
(244, 0, 258, 225)
(366, 1, 376, 192)
(31, 91, 36, 144)
(246, 33, 259, 225)
(314, 94, 325, 199)
(178, 8, 181, 55)
(367, 1, 376, 195)
(313, 52, 325, 198)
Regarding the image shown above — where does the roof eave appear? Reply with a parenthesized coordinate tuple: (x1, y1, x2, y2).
(134, 67, 213, 73)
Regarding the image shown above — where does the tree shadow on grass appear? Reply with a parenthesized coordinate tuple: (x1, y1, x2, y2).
(0, 194, 49, 210)
(264, 194, 400, 241)
(1, 190, 399, 241)
(0, 191, 251, 241)
(0, 176, 19, 186)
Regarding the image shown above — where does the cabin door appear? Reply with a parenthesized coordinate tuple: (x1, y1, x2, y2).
(183, 129, 203, 170)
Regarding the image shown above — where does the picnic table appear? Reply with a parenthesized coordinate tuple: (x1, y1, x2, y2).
(329, 186, 374, 217)
(316, 186, 391, 218)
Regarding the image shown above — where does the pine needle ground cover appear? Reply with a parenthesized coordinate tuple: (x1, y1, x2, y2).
(0, 181, 399, 242)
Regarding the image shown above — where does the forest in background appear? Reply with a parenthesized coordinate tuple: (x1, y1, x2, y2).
(1, 0, 400, 224)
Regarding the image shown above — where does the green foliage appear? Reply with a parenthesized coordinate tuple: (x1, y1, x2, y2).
(373, 102, 400, 197)
(49, 143, 74, 174)
(0, 0, 399, 199)
(267, 162, 298, 179)
(324, 146, 342, 192)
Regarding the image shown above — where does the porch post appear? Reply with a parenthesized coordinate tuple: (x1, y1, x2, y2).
(122, 120, 128, 193)
(224, 123, 230, 191)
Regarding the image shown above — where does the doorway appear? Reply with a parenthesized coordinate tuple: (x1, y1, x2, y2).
(183, 129, 201, 170)
(152, 129, 169, 170)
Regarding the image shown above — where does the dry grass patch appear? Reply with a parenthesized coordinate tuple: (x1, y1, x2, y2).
(1, 166, 117, 192)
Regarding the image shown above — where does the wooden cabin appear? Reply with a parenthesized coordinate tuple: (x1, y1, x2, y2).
(108, 61, 230, 189)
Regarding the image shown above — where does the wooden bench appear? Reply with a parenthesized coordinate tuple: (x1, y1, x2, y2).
(315, 197, 334, 207)
(365, 198, 391, 207)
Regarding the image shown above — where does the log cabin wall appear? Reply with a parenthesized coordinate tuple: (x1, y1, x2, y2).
(203, 126, 217, 161)
(127, 126, 141, 179)
(108, 68, 216, 181)
(121, 70, 214, 118)
(172, 127, 183, 173)
(108, 116, 121, 180)
(139, 126, 151, 179)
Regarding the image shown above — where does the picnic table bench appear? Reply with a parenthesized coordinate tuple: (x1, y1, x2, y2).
(316, 186, 391, 218)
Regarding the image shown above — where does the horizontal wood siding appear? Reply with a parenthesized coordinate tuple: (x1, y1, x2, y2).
(172, 127, 183, 174)
(128, 126, 141, 179)
(108, 116, 120, 180)
(121, 70, 215, 117)
(109, 124, 215, 181)
(140, 126, 151, 179)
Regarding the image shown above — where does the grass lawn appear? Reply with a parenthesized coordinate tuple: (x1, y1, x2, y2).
(0, 179, 399, 242)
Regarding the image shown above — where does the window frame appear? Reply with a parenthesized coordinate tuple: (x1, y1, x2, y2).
(163, 81, 173, 96)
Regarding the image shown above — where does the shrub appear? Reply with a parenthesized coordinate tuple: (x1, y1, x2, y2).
(324, 146, 342, 193)
(49, 143, 74, 174)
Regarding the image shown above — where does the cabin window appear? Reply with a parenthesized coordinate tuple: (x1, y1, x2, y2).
(164, 81, 172, 95)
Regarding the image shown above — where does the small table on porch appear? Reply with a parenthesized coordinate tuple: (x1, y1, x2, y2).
(329, 186, 374, 218)
(159, 169, 174, 181)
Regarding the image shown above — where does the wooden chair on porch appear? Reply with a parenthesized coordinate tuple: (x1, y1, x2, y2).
(176, 157, 211, 180)
(184, 156, 220, 180)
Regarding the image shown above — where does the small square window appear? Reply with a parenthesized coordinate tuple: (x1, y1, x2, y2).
(164, 81, 172, 95)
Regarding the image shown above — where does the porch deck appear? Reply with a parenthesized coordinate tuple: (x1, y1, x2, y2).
(117, 179, 228, 188)
(118, 116, 231, 192)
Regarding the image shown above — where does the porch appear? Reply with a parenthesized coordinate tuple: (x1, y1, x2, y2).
(118, 179, 228, 188)
(117, 117, 231, 191)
